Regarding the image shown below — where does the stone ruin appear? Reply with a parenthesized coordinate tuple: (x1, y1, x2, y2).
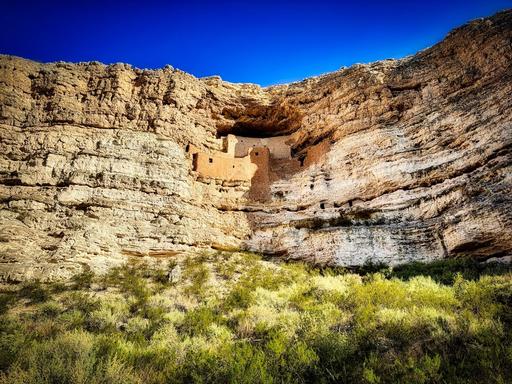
(187, 134, 293, 200)
(1, 10, 511, 280)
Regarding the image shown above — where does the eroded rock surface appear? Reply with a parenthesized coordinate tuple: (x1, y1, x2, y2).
(1, 10, 511, 280)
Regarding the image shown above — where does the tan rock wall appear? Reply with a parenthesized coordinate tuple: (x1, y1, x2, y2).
(0, 10, 511, 280)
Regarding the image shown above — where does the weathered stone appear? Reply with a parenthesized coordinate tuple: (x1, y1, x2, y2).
(0, 10, 511, 280)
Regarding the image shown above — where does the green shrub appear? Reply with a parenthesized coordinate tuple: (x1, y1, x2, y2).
(0, 293, 16, 314)
(180, 306, 224, 336)
(148, 259, 179, 285)
(225, 284, 254, 309)
(214, 342, 273, 384)
(17, 280, 49, 303)
(0, 315, 26, 371)
(36, 301, 63, 318)
(0, 331, 141, 384)
(182, 257, 210, 296)
(216, 259, 238, 280)
(64, 292, 101, 313)
(71, 266, 95, 290)
(124, 276, 151, 314)
(0, 254, 511, 383)
(389, 258, 512, 284)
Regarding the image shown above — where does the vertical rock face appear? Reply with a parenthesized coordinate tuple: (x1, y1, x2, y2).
(1, 10, 511, 280)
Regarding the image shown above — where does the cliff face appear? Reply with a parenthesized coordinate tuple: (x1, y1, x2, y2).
(1, 11, 511, 280)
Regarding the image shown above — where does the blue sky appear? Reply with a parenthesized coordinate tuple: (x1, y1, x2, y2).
(1, 1, 510, 85)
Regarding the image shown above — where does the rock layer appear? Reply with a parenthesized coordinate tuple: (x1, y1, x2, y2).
(1, 10, 511, 280)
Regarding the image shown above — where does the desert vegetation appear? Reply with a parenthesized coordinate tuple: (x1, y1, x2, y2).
(0, 252, 511, 384)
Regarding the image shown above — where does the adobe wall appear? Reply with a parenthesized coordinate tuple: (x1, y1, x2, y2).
(232, 135, 292, 159)
(271, 158, 302, 180)
(248, 146, 271, 201)
(189, 134, 308, 200)
(193, 152, 257, 181)
(224, 134, 237, 156)
(304, 140, 330, 167)
(187, 143, 200, 156)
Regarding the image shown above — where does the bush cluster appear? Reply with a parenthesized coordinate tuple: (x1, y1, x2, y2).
(0, 253, 510, 383)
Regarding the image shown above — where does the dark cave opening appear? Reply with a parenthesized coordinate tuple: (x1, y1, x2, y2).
(216, 100, 303, 138)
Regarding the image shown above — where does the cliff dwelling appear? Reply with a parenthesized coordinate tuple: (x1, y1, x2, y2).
(187, 134, 304, 201)
(1, 10, 511, 283)
(1, 5, 512, 382)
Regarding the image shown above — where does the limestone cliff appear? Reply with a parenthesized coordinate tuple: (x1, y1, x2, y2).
(1, 10, 511, 280)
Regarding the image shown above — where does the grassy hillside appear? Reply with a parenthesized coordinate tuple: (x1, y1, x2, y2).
(0, 252, 511, 384)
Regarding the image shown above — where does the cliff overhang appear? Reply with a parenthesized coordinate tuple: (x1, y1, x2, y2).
(0, 10, 511, 280)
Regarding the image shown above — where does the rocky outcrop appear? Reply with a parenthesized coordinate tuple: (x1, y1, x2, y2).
(1, 10, 511, 280)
